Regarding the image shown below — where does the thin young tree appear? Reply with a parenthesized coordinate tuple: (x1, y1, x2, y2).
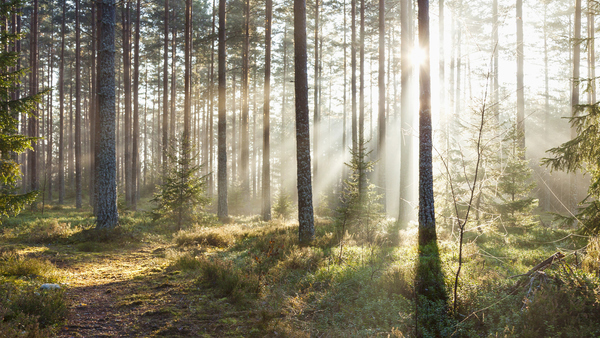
(75, 0, 82, 208)
(571, 0, 581, 215)
(132, 0, 141, 209)
(28, 0, 39, 195)
(122, 1, 132, 207)
(313, 0, 319, 186)
(96, 0, 119, 229)
(217, 0, 228, 218)
(263, 0, 272, 221)
(58, 0, 65, 204)
(516, 0, 525, 150)
(241, 0, 251, 196)
(377, 0, 385, 210)
(163, 0, 169, 179)
(295, 0, 315, 243)
(184, 0, 192, 151)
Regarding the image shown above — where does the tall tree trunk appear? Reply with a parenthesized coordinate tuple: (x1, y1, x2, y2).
(416, 0, 445, 303)
(263, 0, 272, 221)
(96, 0, 119, 229)
(217, 0, 228, 218)
(132, 0, 141, 209)
(571, 0, 581, 214)
(232, 73, 237, 182)
(399, 0, 413, 225)
(28, 0, 39, 195)
(75, 0, 82, 208)
(241, 0, 250, 196)
(281, 24, 288, 191)
(378, 0, 385, 211)
(588, 0, 596, 104)
(351, 0, 357, 154)
(163, 0, 169, 179)
(59, 0, 65, 204)
(543, 2, 550, 211)
(516, 0, 525, 150)
(123, 2, 132, 207)
(90, 2, 97, 208)
(492, 0, 499, 119)
(184, 0, 192, 153)
(208, 0, 216, 196)
(313, 0, 319, 189)
(295, 0, 315, 243)
(47, 32, 54, 202)
(170, 29, 176, 142)
(358, 0, 365, 198)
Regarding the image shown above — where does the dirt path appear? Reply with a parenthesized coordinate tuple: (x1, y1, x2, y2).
(56, 247, 179, 337)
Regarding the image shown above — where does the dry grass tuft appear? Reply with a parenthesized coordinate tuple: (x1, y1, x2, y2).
(174, 226, 237, 248)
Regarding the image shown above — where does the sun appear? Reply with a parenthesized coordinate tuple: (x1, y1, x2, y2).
(411, 46, 427, 66)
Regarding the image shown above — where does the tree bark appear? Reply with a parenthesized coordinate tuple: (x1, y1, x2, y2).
(241, 0, 251, 196)
(132, 0, 141, 209)
(378, 0, 385, 211)
(163, 0, 169, 179)
(75, 0, 82, 208)
(399, 0, 413, 225)
(96, 0, 119, 228)
(217, 0, 228, 218)
(58, 0, 65, 204)
(295, 0, 315, 243)
(28, 0, 39, 194)
(516, 0, 525, 150)
(122, 2, 132, 207)
(263, 0, 272, 221)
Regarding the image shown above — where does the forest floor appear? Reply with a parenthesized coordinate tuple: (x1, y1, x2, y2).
(1, 201, 597, 337)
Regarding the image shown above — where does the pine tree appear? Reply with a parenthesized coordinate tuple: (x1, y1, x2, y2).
(0, 1, 43, 221)
(152, 136, 209, 228)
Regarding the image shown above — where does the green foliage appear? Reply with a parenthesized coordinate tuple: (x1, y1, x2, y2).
(544, 104, 600, 234)
(196, 257, 260, 303)
(273, 190, 293, 220)
(335, 141, 384, 243)
(152, 136, 209, 228)
(0, 1, 44, 223)
(494, 129, 536, 217)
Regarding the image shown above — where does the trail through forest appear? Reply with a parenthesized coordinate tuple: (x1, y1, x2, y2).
(55, 242, 253, 337)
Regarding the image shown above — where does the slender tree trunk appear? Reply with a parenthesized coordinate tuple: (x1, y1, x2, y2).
(121, 2, 132, 207)
(588, 0, 596, 104)
(232, 73, 237, 182)
(75, 0, 82, 208)
(241, 0, 251, 196)
(96, 0, 119, 229)
(163, 0, 169, 179)
(358, 0, 365, 198)
(59, 1, 65, 204)
(184, 0, 192, 154)
(351, 0, 357, 154)
(399, 0, 413, 225)
(132, 0, 141, 208)
(217, 0, 228, 218)
(295, 0, 315, 243)
(313, 0, 319, 189)
(378, 0, 385, 211)
(28, 0, 39, 195)
(492, 0, 499, 119)
(516, 0, 525, 150)
(47, 32, 54, 202)
(263, 0, 272, 221)
(281, 25, 288, 191)
(170, 29, 176, 142)
(90, 2, 97, 208)
(343, 0, 347, 174)
(208, 0, 216, 196)
(571, 0, 581, 214)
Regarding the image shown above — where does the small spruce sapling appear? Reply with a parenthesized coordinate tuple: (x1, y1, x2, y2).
(335, 140, 384, 245)
(152, 136, 209, 228)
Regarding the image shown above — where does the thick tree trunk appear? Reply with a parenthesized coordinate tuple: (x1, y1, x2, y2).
(295, 0, 315, 243)
(217, 0, 228, 218)
(262, 0, 272, 221)
(96, 0, 119, 229)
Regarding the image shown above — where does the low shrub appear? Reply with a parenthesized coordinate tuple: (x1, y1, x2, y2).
(23, 219, 74, 244)
(0, 256, 61, 283)
(197, 257, 260, 303)
(174, 227, 236, 248)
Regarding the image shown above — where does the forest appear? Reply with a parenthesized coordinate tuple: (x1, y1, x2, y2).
(1, 0, 600, 336)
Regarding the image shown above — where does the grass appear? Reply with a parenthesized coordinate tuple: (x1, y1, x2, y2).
(1, 198, 599, 336)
